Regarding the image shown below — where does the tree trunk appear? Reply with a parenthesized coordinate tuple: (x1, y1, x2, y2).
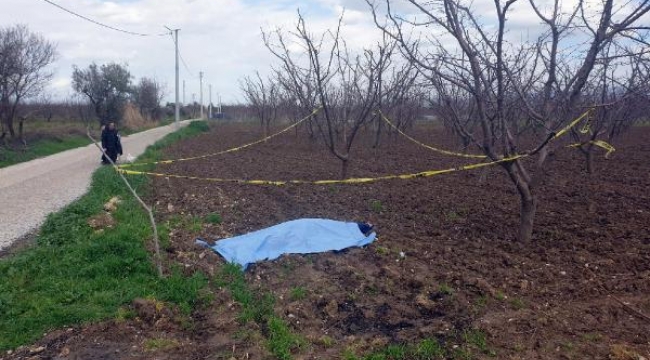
(373, 118, 382, 148)
(461, 135, 471, 153)
(19, 118, 26, 146)
(519, 194, 536, 242)
(505, 163, 537, 242)
(586, 149, 594, 175)
(340, 158, 349, 179)
(6, 118, 15, 138)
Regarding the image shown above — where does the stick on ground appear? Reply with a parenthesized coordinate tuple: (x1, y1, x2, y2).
(87, 130, 164, 278)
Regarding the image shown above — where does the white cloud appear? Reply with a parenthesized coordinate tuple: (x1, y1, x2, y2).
(3, 0, 647, 104)
(2, 0, 365, 103)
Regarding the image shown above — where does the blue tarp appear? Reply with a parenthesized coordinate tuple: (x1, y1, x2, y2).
(199, 218, 376, 269)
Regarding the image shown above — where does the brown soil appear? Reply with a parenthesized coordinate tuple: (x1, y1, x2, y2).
(5, 123, 649, 360)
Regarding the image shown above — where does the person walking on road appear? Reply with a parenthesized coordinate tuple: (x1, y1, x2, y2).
(101, 122, 123, 164)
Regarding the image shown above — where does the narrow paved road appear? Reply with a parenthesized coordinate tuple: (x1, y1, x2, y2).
(0, 120, 193, 249)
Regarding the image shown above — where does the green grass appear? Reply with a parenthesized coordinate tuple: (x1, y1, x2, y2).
(0, 121, 211, 351)
(267, 315, 306, 360)
(289, 286, 308, 301)
(438, 283, 454, 296)
(369, 199, 384, 213)
(216, 263, 306, 359)
(345, 338, 446, 360)
(0, 136, 91, 168)
(0, 117, 193, 169)
(474, 295, 488, 309)
(581, 332, 603, 342)
(347, 330, 496, 360)
(463, 330, 489, 354)
(510, 298, 526, 310)
(203, 213, 222, 225)
(143, 338, 180, 351)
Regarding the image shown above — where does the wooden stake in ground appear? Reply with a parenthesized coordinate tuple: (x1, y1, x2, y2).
(87, 130, 164, 278)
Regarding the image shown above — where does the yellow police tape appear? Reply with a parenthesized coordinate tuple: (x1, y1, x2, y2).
(569, 139, 616, 158)
(379, 108, 596, 157)
(377, 110, 487, 159)
(118, 154, 525, 186)
(116, 107, 614, 186)
(554, 108, 593, 138)
(118, 107, 321, 169)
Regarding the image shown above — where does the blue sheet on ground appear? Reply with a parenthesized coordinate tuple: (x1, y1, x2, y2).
(205, 218, 376, 269)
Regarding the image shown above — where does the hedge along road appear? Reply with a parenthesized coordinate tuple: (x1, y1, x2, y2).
(0, 120, 196, 249)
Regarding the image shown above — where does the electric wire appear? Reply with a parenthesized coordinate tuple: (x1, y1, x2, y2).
(168, 32, 198, 78)
(40, 0, 169, 37)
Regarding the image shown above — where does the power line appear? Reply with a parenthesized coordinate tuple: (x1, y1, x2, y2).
(40, 0, 169, 37)
(179, 51, 196, 78)
(168, 32, 197, 78)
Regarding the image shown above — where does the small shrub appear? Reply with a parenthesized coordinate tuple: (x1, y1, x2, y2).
(374, 246, 390, 255)
(416, 338, 445, 358)
(370, 199, 383, 213)
(115, 307, 135, 322)
(438, 283, 454, 295)
(319, 335, 335, 348)
(143, 338, 179, 351)
(267, 316, 306, 360)
(474, 295, 488, 308)
(289, 286, 307, 301)
(510, 298, 525, 310)
(204, 213, 222, 224)
(463, 329, 496, 357)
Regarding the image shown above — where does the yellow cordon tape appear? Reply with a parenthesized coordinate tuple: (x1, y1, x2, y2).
(579, 111, 592, 134)
(381, 107, 615, 158)
(569, 140, 616, 158)
(377, 110, 487, 159)
(117, 107, 614, 186)
(118, 107, 321, 169)
(554, 109, 593, 138)
(118, 155, 525, 186)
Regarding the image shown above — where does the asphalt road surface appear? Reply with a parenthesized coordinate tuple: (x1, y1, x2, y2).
(0, 120, 193, 250)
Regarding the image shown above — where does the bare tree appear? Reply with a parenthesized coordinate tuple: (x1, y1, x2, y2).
(264, 11, 397, 178)
(132, 77, 165, 121)
(366, 0, 650, 241)
(572, 49, 650, 174)
(371, 39, 421, 147)
(0, 24, 57, 141)
(240, 72, 280, 137)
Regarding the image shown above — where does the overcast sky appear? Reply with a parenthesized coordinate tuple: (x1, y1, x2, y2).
(1, 0, 386, 104)
(2, 0, 646, 104)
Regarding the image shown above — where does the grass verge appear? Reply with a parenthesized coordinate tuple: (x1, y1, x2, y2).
(0, 136, 90, 168)
(0, 121, 211, 351)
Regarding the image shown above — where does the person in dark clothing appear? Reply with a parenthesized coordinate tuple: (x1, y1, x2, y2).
(101, 122, 123, 164)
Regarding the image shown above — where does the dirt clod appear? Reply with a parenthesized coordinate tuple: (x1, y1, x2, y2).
(87, 212, 115, 230)
(103, 196, 121, 212)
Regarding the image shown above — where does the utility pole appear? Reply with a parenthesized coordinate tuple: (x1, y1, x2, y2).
(199, 71, 204, 119)
(165, 26, 180, 129)
(182, 79, 186, 105)
(209, 84, 212, 119)
(192, 93, 196, 118)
